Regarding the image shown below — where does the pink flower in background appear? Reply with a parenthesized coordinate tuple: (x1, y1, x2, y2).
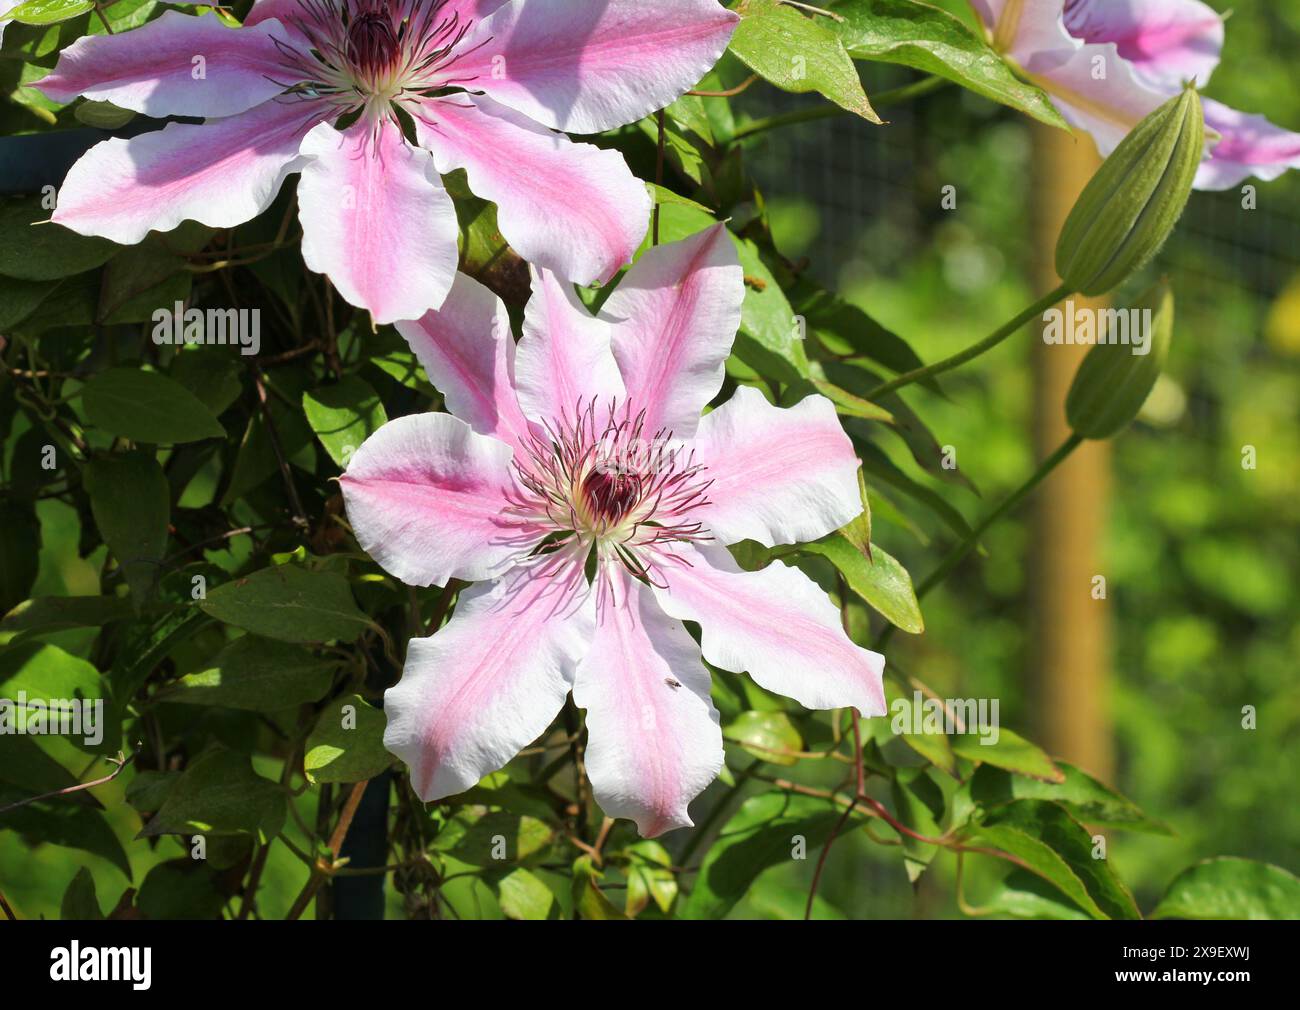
(36, 0, 738, 322)
(971, 0, 1300, 189)
(338, 226, 886, 836)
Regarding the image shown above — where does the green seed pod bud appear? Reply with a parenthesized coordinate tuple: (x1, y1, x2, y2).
(1066, 280, 1173, 440)
(1056, 87, 1204, 296)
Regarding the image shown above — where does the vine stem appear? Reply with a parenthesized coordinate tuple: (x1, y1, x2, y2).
(284, 780, 369, 921)
(733, 75, 950, 141)
(866, 283, 1073, 400)
(875, 431, 1085, 654)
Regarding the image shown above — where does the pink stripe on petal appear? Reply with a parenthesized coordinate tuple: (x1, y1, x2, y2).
(1195, 98, 1300, 190)
(1063, 0, 1223, 90)
(414, 94, 649, 285)
(37, 11, 291, 117)
(385, 549, 595, 801)
(605, 224, 743, 439)
(691, 386, 862, 547)
(453, 0, 738, 134)
(574, 565, 722, 837)
(653, 543, 886, 717)
(514, 268, 625, 425)
(297, 118, 459, 324)
(339, 412, 531, 588)
(52, 98, 324, 245)
(396, 272, 533, 453)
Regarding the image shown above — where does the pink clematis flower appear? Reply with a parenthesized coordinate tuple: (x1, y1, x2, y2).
(971, 0, 1300, 190)
(35, 0, 738, 322)
(337, 225, 887, 836)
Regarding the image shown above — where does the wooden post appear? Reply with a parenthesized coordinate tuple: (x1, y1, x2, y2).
(1028, 124, 1114, 782)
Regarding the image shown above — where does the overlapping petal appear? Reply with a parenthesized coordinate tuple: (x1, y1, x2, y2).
(1062, 0, 1224, 90)
(514, 269, 625, 424)
(338, 412, 532, 588)
(414, 94, 649, 285)
(297, 118, 459, 325)
(453, 0, 739, 134)
(37, 11, 291, 118)
(605, 224, 744, 439)
(1196, 98, 1300, 190)
(385, 549, 594, 801)
(395, 273, 533, 453)
(52, 97, 324, 244)
(689, 386, 862, 547)
(574, 566, 722, 837)
(653, 544, 887, 717)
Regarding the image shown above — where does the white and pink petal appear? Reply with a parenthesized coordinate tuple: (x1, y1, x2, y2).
(604, 224, 744, 439)
(452, 0, 739, 134)
(690, 386, 862, 547)
(1062, 0, 1224, 90)
(385, 550, 595, 801)
(574, 565, 722, 837)
(653, 544, 886, 717)
(37, 11, 291, 118)
(395, 272, 533, 453)
(52, 97, 324, 244)
(338, 412, 531, 588)
(414, 94, 649, 286)
(514, 268, 624, 425)
(297, 118, 459, 325)
(1195, 98, 1300, 190)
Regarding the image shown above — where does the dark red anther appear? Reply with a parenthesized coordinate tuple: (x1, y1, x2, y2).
(583, 465, 642, 523)
(346, 2, 401, 79)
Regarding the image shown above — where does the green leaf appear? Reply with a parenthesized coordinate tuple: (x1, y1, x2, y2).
(723, 710, 804, 766)
(882, 679, 956, 774)
(200, 563, 370, 644)
(125, 769, 179, 813)
(0, 196, 118, 280)
(572, 856, 629, 920)
(730, 0, 880, 123)
(303, 375, 388, 469)
(982, 869, 1091, 920)
(81, 367, 225, 444)
(892, 768, 943, 881)
(60, 867, 104, 920)
(0, 274, 60, 329)
(0, 787, 131, 878)
(830, 0, 1068, 129)
(498, 867, 556, 920)
(136, 859, 226, 920)
(684, 791, 852, 919)
(0, 641, 103, 739)
(2, 0, 97, 26)
(433, 808, 556, 867)
(84, 453, 169, 603)
(1, 595, 136, 637)
(0, 501, 40, 615)
(970, 762, 1170, 834)
(951, 727, 1064, 783)
(798, 532, 924, 633)
(304, 694, 393, 784)
(139, 747, 286, 841)
(972, 800, 1140, 920)
(1153, 858, 1300, 920)
(153, 635, 337, 711)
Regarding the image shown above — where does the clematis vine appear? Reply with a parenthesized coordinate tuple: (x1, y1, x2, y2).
(35, 0, 738, 322)
(971, 0, 1300, 189)
(338, 226, 887, 837)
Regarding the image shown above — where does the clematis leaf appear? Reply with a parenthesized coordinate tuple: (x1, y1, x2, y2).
(830, 0, 1068, 129)
(729, 0, 881, 124)
(1153, 858, 1300, 920)
(799, 532, 924, 633)
(200, 563, 371, 644)
(139, 747, 286, 842)
(84, 452, 169, 604)
(81, 367, 225, 444)
(304, 694, 393, 784)
(303, 375, 388, 469)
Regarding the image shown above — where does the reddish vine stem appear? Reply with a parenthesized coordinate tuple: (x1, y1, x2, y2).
(0, 751, 130, 815)
(686, 74, 758, 98)
(284, 780, 370, 921)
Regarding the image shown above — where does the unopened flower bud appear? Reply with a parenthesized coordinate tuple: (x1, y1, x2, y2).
(1066, 280, 1174, 440)
(1056, 88, 1204, 296)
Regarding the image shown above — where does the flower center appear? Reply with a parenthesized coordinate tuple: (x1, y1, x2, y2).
(272, 0, 481, 116)
(505, 402, 714, 586)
